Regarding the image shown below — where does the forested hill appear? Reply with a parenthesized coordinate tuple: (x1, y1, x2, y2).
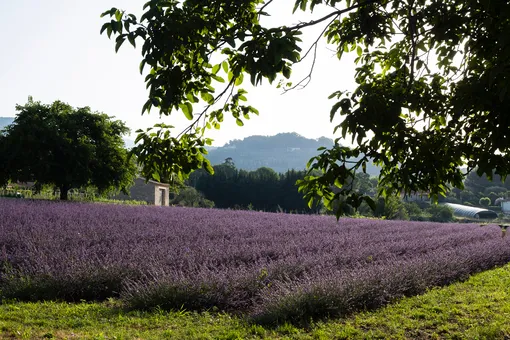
(207, 132, 380, 175)
(0, 117, 14, 130)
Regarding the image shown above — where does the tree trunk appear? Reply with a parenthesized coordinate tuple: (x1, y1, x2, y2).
(60, 185, 69, 200)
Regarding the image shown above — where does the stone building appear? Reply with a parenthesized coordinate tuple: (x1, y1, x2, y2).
(114, 177, 170, 206)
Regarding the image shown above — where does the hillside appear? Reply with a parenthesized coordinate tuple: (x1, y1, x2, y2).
(206, 132, 333, 173)
(207, 132, 380, 175)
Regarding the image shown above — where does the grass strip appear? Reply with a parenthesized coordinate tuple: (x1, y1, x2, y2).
(1, 263, 510, 339)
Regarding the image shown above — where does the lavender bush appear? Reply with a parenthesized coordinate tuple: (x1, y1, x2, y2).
(1, 199, 509, 324)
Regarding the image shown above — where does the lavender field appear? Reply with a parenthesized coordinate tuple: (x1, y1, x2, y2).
(1, 198, 509, 324)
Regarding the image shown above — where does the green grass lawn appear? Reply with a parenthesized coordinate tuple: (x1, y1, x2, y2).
(1, 263, 510, 340)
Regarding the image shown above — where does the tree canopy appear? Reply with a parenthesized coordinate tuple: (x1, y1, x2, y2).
(0, 98, 136, 200)
(101, 0, 510, 216)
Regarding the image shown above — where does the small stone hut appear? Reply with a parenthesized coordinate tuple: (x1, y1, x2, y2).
(114, 177, 170, 206)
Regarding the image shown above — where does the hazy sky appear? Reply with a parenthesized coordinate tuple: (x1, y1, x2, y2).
(0, 0, 357, 146)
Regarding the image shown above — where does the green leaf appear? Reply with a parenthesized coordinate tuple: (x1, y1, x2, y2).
(204, 161, 214, 174)
(152, 172, 161, 182)
(115, 9, 123, 21)
(100, 8, 116, 18)
(179, 102, 193, 120)
(100, 23, 110, 35)
(212, 64, 221, 75)
(128, 34, 136, 48)
(222, 61, 229, 73)
(282, 67, 291, 79)
(186, 93, 199, 103)
(236, 118, 244, 126)
(417, 41, 427, 52)
(225, 37, 236, 48)
(142, 100, 152, 114)
(200, 92, 215, 104)
(330, 101, 342, 122)
(235, 73, 244, 86)
(211, 74, 225, 83)
(115, 36, 125, 53)
(300, 0, 308, 11)
(292, 0, 301, 13)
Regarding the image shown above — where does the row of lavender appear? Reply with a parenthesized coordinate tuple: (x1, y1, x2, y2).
(1, 198, 509, 323)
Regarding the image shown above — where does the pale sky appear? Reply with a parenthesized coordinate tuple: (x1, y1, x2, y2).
(0, 0, 357, 146)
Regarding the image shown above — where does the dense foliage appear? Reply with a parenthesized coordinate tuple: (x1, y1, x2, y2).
(170, 186, 215, 208)
(0, 98, 136, 200)
(189, 164, 320, 212)
(1, 199, 509, 324)
(101, 0, 510, 215)
(443, 171, 510, 208)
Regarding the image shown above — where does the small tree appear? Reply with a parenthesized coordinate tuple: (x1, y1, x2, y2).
(0, 98, 136, 200)
(374, 196, 409, 221)
(170, 186, 214, 208)
(427, 205, 454, 223)
(479, 197, 491, 207)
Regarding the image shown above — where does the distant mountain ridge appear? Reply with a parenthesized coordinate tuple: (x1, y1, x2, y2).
(207, 132, 380, 175)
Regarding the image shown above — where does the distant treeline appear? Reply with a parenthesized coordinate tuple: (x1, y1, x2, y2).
(187, 161, 319, 213)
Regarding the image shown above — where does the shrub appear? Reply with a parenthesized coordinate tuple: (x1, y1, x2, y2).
(170, 186, 214, 208)
(479, 197, 491, 207)
(427, 205, 454, 223)
(374, 196, 409, 220)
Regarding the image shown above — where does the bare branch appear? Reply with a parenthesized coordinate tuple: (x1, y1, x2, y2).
(280, 12, 339, 93)
(282, 42, 318, 93)
(258, 0, 274, 14)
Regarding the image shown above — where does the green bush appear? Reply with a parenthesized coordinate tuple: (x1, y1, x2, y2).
(374, 196, 409, 220)
(427, 205, 454, 223)
(403, 202, 428, 221)
(479, 197, 491, 207)
(170, 186, 214, 208)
